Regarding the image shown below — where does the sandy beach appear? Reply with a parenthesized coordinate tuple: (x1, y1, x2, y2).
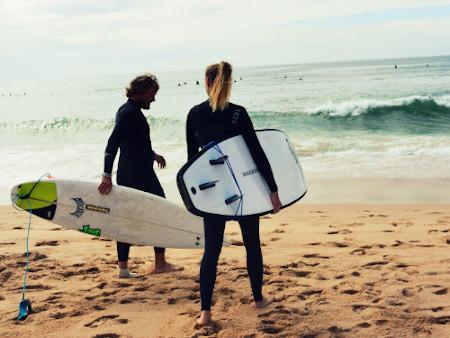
(1, 201, 449, 338)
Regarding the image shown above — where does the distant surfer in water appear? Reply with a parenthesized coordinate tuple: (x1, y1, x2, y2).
(185, 61, 282, 326)
(98, 74, 183, 278)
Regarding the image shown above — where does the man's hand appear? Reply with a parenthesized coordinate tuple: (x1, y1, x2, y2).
(154, 153, 166, 169)
(98, 175, 113, 195)
(270, 191, 282, 214)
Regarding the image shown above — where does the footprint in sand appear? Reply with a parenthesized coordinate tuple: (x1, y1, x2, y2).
(282, 269, 311, 278)
(133, 285, 149, 292)
(35, 240, 59, 247)
(431, 316, 450, 324)
(303, 253, 330, 259)
(259, 322, 284, 334)
(362, 261, 389, 268)
(350, 248, 366, 256)
(329, 242, 349, 248)
(298, 289, 322, 299)
(0, 242, 16, 246)
(84, 314, 120, 328)
(272, 229, 285, 234)
(49, 311, 67, 319)
(327, 229, 352, 235)
(352, 304, 369, 312)
(92, 333, 121, 338)
(93, 305, 106, 311)
(355, 322, 372, 330)
(433, 288, 448, 295)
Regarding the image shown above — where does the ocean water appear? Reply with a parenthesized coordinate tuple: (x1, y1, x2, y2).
(1, 55, 450, 204)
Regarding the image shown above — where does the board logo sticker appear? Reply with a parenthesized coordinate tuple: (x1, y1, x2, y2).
(71, 198, 85, 217)
(71, 198, 110, 217)
(79, 224, 101, 237)
(242, 168, 258, 177)
(86, 204, 110, 214)
(231, 108, 241, 125)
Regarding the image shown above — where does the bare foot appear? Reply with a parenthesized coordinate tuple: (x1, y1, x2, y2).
(255, 297, 273, 308)
(152, 262, 184, 274)
(195, 311, 211, 328)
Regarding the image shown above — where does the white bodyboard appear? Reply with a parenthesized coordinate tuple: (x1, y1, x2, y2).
(177, 129, 307, 218)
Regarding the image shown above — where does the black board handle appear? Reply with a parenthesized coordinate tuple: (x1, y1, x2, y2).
(199, 180, 218, 190)
(209, 155, 228, 165)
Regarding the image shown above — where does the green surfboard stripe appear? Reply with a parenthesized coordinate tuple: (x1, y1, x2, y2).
(16, 182, 57, 209)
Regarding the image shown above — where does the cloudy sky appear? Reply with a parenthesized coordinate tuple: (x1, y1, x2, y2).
(2, 0, 450, 79)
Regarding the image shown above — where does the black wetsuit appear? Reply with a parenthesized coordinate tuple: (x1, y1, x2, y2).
(104, 99, 165, 261)
(186, 100, 278, 310)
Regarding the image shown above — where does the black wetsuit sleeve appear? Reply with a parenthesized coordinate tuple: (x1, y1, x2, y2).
(186, 109, 199, 160)
(103, 112, 127, 175)
(238, 109, 278, 193)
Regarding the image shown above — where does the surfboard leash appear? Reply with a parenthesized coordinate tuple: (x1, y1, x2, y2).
(11, 173, 52, 321)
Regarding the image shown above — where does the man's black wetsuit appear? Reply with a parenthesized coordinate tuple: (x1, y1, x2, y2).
(104, 99, 165, 260)
(186, 100, 278, 310)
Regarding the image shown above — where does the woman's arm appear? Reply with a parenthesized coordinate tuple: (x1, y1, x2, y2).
(237, 108, 278, 193)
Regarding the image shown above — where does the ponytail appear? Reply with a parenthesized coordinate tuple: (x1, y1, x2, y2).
(205, 61, 232, 112)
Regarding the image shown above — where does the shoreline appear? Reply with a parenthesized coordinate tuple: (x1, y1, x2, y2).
(2, 177, 450, 207)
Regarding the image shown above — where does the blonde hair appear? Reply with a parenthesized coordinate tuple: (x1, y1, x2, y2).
(126, 73, 159, 97)
(205, 61, 232, 112)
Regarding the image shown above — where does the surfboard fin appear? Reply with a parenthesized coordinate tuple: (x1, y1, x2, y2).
(199, 180, 219, 190)
(209, 156, 228, 165)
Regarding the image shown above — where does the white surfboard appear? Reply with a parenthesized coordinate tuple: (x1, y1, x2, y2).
(11, 179, 213, 249)
(177, 129, 307, 218)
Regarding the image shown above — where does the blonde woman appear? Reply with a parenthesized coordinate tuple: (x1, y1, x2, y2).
(186, 62, 282, 325)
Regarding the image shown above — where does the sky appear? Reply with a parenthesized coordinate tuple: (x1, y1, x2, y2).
(2, 0, 450, 79)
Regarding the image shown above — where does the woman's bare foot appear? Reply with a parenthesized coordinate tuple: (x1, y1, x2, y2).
(152, 262, 184, 274)
(195, 310, 212, 327)
(255, 297, 273, 308)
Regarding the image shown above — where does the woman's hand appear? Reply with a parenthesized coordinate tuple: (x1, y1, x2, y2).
(270, 191, 282, 214)
(154, 153, 166, 169)
(98, 175, 113, 195)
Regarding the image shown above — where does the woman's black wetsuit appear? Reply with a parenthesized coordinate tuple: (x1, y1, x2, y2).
(104, 99, 165, 260)
(186, 100, 278, 310)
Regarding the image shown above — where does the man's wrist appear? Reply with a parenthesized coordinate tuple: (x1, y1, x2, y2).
(102, 172, 112, 178)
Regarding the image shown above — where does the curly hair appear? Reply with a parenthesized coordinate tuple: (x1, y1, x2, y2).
(126, 73, 159, 97)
